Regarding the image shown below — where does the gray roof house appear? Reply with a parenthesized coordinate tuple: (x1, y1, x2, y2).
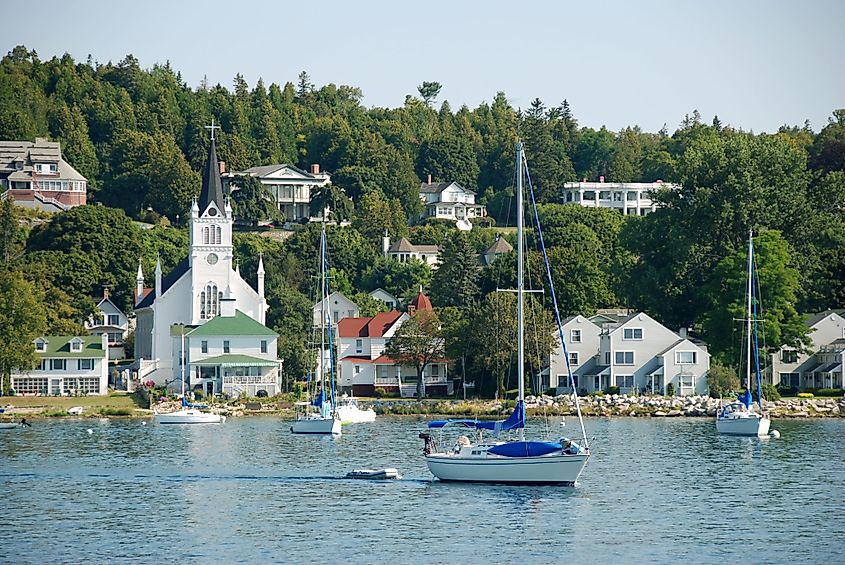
(419, 177, 486, 225)
(223, 163, 330, 222)
(0, 138, 87, 212)
(769, 310, 845, 390)
(383, 236, 441, 268)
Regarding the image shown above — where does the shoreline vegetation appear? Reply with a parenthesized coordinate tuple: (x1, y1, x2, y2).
(2, 392, 843, 420)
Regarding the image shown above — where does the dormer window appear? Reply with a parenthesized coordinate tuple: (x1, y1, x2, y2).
(35, 339, 47, 352)
(70, 339, 83, 353)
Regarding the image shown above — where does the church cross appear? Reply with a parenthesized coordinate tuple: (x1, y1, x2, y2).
(205, 118, 221, 141)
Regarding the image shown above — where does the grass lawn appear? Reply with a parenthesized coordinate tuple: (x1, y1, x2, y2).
(1, 392, 148, 415)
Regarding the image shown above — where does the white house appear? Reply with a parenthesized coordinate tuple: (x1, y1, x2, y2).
(383, 235, 440, 268)
(0, 138, 88, 212)
(369, 288, 399, 310)
(133, 133, 275, 391)
(337, 291, 449, 397)
(11, 335, 109, 396)
(481, 236, 513, 266)
(86, 289, 131, 361)
(419, 178, 486, 223)
(312, 291, 359, 327)
(223, 163, 330, 222)
(770, 310, 845, 390)
(562, 180, 678, 216)
(550, 312, 710, 396)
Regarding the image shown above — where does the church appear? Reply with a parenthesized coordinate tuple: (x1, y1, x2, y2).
(133, 128, 281, 398)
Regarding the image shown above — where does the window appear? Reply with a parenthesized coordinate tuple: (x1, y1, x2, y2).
(354, 365, 361, 375)
(200, 283, 220, 319)
(107, 314, 120, 326)
(347, 310, 356, 318)
(626, 191, 637, 201)
(604, 352, 611, 365)
(615, 351, 634, 365)
(616, 375, 634, 388)
(35, 339, 46, 352)
(333, 312, 339, 324)
(431, 365, 439, 377)
(675, 351, 697, 364)
(39, 360, 47, 371)
(780, 350, 798, 364)
(70, 340, 82, 352)
(79, 359, 94, 371)
(51, 359, 67, 371)
(201, 341, 208, 354)
(599, 191, 611, 200)
(623, 328, 643, 340)
(202, 225, 222, 245)
(679, 374, 695, 389)
(355, 339, 363, 354)
(570, 329, 582, 343)
(223, 340, 230, 354)
(11, 377, 47, 395)
(569, 352, 579, 366)
(261, 340, 267, 354)
(106, 332, 121, 344)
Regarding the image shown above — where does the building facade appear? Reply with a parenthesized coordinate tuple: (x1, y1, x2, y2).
(769, 310, 845, 390)
(223, 163, 330, 222)
(85, 289, 131, 361)
(561, 180, 678, 216)
(550, 312, 710, 396)
(419, 179, 486, 223)
(11, 335, 109, 396)
(383, 236, 440, 268)
(0, 138, 87, 212)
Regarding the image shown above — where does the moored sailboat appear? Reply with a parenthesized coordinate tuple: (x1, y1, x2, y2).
(716, 230, 771, 437)
(420, 142, 590, 485)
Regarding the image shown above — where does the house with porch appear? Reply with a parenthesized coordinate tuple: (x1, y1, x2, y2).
(11, 335, 109, 396)
(550, 311, 710, 395)
(336, 291, 449, 397)
(419, 177, 486, 223)
(561, 179, 678, 216)
(769, 310, 845, 390)
(383, 235, 440, 268)
(223, 163, 330, 222)
(0, 138, 88, 212)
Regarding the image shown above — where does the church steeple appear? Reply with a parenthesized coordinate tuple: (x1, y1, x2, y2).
(198, 119, 225, 213)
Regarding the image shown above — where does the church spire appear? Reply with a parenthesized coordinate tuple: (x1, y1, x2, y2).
(198, 119, 225, 213)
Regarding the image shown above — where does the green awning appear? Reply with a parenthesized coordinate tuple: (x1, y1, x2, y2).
(192, 354, 279, 367)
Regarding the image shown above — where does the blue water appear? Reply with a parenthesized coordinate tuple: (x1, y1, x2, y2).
(1, 417, 842, 564)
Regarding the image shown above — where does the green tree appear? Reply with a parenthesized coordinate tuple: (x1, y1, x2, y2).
(310, 183, 353, 222)
(417, 81, 442, 107)
(430, 232, 480, 307)
(0, 269, 47, 394)
(230, 174, 283, 227)
(352, 191, 408, 248)
(416, 134, 480, 191)
(706, 362, 740, 398)
(385, 308, 445, 398)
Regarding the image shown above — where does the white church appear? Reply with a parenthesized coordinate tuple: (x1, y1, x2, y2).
(133, 130, 281, 398)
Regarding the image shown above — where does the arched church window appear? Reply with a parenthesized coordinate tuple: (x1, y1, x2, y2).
(202, 226, 210, 245)
(213, 225, 221, 244)
(200, 283, 219, 319)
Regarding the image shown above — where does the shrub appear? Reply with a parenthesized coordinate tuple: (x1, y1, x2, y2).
(98, 407, 132, 416)
(470, 216, 496, 228)
(813, 388, 844, 397)
(797, 392, 814, 398)
(759, 383, 781, 401)
(666, 383, 676, 396)
(776, 384, 799, 397)
(373, 387, 387, 398)
(604, 386, 620, 395)
(707, 362, 740, 398)
(193, 390, 204, 401)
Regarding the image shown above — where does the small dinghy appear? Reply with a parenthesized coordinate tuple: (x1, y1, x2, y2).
(345, 468, 401, 480)
(67, 406, 84, 416)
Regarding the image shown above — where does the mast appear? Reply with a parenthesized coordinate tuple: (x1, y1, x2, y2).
(745, 230, 753, 392)
(516, 142, 525, 442)
(320, 224, 328, 404)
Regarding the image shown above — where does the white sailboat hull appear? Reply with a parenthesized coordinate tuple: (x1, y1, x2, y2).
(425, 452, 589, 485)
(336, 405, 376, 424)
(716, 414, 771, 436)
(290, 416, 342, 435)
(154, 409, 226, 424)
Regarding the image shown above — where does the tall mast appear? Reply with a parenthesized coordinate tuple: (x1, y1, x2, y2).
(516, 142, 525, 442)
(745, 229, 753, 392)
(320, 225, 327, 395)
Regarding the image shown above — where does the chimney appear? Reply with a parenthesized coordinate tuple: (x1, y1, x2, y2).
(218, 160, 226, 174)
(102, 287, 109, 300)
(427, 174, 432, 184)
(382, 229, 390, 258)
(599, 175, 605, 183)
(311, 164, 320, 174)
(679, 327, 688, 339)
(220, 297, 236, 317)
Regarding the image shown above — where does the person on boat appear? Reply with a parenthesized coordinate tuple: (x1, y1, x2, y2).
(561, 439, 580, 455)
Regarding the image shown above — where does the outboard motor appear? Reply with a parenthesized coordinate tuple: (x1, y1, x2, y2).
(419, 432, 435, 455)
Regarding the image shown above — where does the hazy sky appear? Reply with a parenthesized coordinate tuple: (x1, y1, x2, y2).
(6, 0, 844, 133)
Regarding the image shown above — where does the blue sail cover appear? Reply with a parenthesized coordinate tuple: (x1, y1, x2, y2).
(428, 400, 526, 436)
(488, 441, 562, 457)
(737, 389, 753, 409)
(311, 390, 325, 408)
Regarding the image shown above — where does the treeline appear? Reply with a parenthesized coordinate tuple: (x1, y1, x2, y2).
(1, 46, 844, 393)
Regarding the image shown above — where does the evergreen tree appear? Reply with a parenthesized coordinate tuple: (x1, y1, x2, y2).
(430, 232, 481, 307)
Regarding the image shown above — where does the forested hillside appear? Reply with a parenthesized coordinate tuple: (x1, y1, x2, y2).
(1, 45, 843, 392)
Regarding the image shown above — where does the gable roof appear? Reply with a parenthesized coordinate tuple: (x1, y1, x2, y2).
(135, 258, 190, 309)
(33, 335, 106, 358)
(409, 290, 433, 312)
(187, 310, 278, 337)
(235, 163, 323, 179)
(420, 181, 475, 195)
(486, 236, 513, 254)
(95, 296, 125, 314)
(388, 237, 439, 254)
(199, 138, 225, 213)
(338, 311, 403, 338)
(805, 310, 845, 328)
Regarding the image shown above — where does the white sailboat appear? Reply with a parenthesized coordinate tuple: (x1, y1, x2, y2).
(291, 224, 341, 436)
(421, 142, 590, 485)
(336, 394, 376, 424)
(716, 230, 771, 437)
(154, 328, 225, 425)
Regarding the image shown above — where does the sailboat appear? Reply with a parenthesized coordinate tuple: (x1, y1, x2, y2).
(291, 224, 342, 435)
(716, 230, 771, 437)
(420, 142, 590, 484)
(154, 327, 225, 424)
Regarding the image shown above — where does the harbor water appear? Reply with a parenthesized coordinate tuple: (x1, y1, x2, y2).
(1, 417, 842, 564)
